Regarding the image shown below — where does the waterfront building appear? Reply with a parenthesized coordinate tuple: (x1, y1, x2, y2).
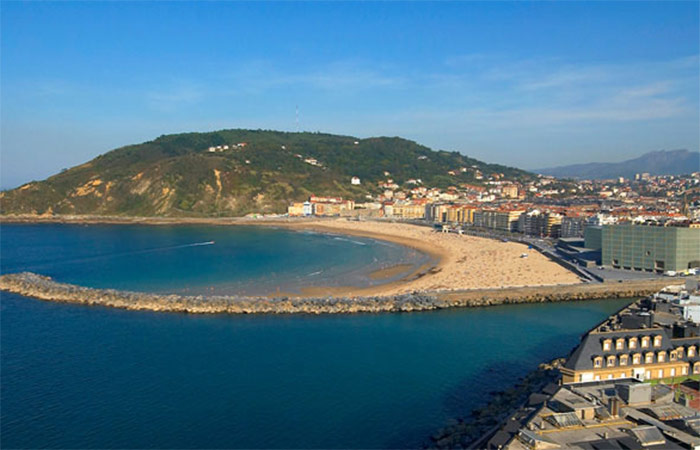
(546, 213, 562, 239)
(601, 223, 700, 272)
(561, 284, 700, 384)
(560, 328, 693, 383)
(560, 216, 587, 238)
(287, 202, 305, 217)
(584, 226, 602, 251)
(302, 201, 313, 216)
(474, 209, 524, 232)
(484, 284, 700, 450)
(391, 202, 426, 220)
(518, 210, 547, 237)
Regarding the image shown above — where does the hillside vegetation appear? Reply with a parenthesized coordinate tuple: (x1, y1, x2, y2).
(1, 129, 532, 217)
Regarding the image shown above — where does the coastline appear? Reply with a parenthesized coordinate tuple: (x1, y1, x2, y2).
(0, 214, 582, 298)
(1, 214, 687, 314)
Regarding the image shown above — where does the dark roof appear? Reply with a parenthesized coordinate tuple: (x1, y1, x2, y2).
(565, 329, 674, 371)
(542, 382, 560, 396)
(527, 392, 550, 407)
(486, 430, 512, 449)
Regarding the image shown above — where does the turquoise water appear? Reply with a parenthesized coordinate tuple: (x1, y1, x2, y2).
(0, 224, 630, 448)
(0, 224, 430, 295)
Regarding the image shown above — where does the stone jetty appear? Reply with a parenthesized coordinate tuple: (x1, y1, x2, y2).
(0, 272, 685, 315)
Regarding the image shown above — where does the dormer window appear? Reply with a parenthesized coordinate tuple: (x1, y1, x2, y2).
(670, 351, 678, 361)
(641, 337, 650, 348)
(620, 355, 629, 366)
(694, 362, 700, 374)
(653, 336, 662, 348)
(594, 357, 603, 368)
(689, 346, 696, 358)
(616, 339, 625, 350)
(607, 355, 616, 367)
(633, 353, 642, 365)
(603, 339, 612, 351)
(657, 351, 666, 363)
(645, 353, 655, 364)
(676, 347, 684, 359)
(629, 338, 638, 349)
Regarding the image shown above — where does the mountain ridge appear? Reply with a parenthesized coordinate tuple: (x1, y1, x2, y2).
(536, 149, 699, 180)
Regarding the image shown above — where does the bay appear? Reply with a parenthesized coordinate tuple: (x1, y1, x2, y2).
(0, 224, 630, 448)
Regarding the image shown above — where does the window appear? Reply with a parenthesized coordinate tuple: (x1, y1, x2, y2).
(607, 356, 616, 367)
(620, 355, 629, 366)
(653, 336, 662, 348)
(619, 372, 626, 378)
(671, 368, 676, 377)
(694, 363, 700, 375)
(670, 351, 677, 361)
(616, 339, 625, 350)
(677, 347, 684, 359)
(689, 346, 696, 358)
(603, 339, 612, 351)
(657, 352, 666, 363)
(683, 366, 688, 375)
(633, 354, 642, 365)
(646, 353, 654, 364)
(594, 357, 603, 368)
(658, 369, 664, 378)
(629, 338, 638, 349)
(641, 337, 650, 348)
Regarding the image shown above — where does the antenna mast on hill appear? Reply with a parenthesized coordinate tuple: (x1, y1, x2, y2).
(295, 105, 299, 132)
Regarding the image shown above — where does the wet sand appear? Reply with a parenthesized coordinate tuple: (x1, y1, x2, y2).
(273, 219, 582, 296)
(369, 264, 415, 280)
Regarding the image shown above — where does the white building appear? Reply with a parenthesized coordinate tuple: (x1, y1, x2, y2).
(302, 201, 313, 216)
(351, 176, 361, 185)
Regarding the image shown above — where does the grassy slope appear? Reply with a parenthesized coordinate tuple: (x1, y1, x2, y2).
(1, 129, 533, 217)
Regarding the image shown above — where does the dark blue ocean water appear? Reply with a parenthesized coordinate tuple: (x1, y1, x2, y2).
(0, 224, 630, 449)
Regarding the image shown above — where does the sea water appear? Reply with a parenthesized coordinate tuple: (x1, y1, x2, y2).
(0, 224, 630, 448)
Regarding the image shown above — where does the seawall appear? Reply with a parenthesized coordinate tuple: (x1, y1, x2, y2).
(0, 272, 687, 315)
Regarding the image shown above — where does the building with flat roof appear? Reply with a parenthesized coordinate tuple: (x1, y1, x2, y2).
(601, 224, 700, 273)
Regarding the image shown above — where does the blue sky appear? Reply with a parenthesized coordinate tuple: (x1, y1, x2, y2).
(1, 1, 698, 189)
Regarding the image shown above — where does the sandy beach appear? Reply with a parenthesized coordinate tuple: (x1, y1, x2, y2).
(274, 219, 582, 296)
(0, 214, 582, 297)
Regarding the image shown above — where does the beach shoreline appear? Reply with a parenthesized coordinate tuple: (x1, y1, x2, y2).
(0, 214, 582, 298)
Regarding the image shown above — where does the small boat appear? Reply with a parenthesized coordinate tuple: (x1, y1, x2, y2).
(520, 253, 528, 258)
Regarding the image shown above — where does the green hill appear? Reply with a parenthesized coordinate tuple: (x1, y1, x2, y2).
(0, 129, 533, 217)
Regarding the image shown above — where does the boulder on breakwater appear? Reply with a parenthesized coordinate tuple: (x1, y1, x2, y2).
(0, 272, 686, 315)
(0, 272, 443, 314)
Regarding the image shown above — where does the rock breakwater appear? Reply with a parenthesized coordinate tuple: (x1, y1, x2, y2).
(0, 272, 441, 314)
(0, 272, 683, 314)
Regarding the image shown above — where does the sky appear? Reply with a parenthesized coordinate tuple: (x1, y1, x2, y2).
(1, 1, 698, 189)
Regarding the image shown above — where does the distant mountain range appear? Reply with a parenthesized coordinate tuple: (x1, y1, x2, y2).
(0, 129, 532, 217)
(536, 149, 699, 180)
